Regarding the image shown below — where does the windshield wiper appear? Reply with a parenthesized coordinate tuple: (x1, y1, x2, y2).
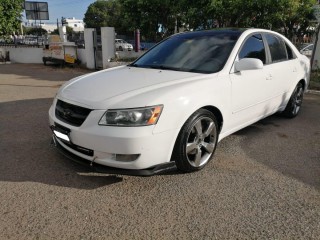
(128, 63, 139, 67)
(128, 64, 186, 72)
(142, 65, 183, 71)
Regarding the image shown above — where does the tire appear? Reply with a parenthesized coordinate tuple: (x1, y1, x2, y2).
(172, 109, 219, 173)
(281, 82, 304, 118)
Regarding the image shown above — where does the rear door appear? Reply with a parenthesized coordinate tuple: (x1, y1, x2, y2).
(263, 33, 299, 107)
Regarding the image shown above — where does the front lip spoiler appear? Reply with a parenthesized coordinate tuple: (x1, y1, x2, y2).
(51, 135, 177, 176)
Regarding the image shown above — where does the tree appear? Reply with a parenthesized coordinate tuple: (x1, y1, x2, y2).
(84, 0, 128, 34)
(24, 27, 47, 36)
(119, 0, 316, 41)
(275, 0, 316, 40)
(51, 28, 59, 35)
(0, 0, 24, 36)
(83, 0, 317, 42)
(51, 26, 74, 35)
(120, 0, 182, 41)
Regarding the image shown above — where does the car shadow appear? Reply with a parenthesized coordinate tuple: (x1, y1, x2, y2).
(0, 98, 123, 190)
(233, 95, 320, 190)
(165, 94, 320, 189)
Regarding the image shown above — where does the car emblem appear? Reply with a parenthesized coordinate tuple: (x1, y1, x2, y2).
(62, 109, 72, 118)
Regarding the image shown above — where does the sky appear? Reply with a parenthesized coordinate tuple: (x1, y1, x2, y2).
(24, 0, 96, 23)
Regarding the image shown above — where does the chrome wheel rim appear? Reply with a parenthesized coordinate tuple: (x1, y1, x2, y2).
(186, 117, 217, 167)
(292, 85, 303, 115)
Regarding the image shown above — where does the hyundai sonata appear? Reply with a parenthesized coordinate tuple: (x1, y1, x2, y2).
(49, 29, 310, 174)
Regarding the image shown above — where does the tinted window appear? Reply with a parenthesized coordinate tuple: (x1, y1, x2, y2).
(265, 34, 287, 62)
(285, 43, 294, 60)
(239, 34, 266, 64)
(132, 31, 241, 74)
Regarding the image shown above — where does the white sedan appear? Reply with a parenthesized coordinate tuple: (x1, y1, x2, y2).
(115, 39, 133, 51)
(49, 29, 310, 174)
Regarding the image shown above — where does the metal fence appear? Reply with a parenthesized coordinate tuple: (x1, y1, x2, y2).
(0, 35, 45, 47)
(0, 34, 85, 48)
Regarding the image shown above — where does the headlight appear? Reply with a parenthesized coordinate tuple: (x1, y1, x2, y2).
(99, 105, 163, 126)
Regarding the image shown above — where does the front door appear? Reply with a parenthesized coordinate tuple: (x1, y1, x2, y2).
(229, 34, 273, 126)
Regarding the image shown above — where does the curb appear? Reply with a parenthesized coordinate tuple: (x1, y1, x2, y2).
(307, 90, 320, 95)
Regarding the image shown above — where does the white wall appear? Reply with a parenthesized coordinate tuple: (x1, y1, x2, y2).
(84, 28, 95, 69)
(0, 46, 90, 66)
(101, 27, 115, 69)
(117, 50, 144, 59)
(77, 48, 87, 66)
(2, 47, 43, 64)
(313, 35, 320, 70)
(0, 42, 161, 67)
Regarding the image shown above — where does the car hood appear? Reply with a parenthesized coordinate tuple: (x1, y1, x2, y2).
(58, 66, 204, 108)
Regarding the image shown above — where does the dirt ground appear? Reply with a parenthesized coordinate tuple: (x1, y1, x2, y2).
(0, 64, 319, 239)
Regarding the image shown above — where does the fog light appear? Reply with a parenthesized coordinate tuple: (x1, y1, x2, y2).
(112, 154, 140, 162)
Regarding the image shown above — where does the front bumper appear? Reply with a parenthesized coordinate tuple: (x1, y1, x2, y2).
(51, 135, 176, 176)
(126, 45, 133, 51)
(49, 103, 178, 170)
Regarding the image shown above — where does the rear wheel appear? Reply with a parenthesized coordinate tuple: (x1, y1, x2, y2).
(281, 82, 304, 118)
(172, 109, 219, 173)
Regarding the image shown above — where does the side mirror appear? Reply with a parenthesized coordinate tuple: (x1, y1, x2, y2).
(234, 58, 263, 72)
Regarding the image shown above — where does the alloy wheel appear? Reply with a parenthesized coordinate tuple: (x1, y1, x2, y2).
(186, 117, 217, 167)
(292, 85, 304, 115)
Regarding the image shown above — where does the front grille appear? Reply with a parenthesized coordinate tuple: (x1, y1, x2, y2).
(55, 100, 92, 127)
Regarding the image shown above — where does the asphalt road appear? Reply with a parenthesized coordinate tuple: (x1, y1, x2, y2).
(0, 64, 319, 239)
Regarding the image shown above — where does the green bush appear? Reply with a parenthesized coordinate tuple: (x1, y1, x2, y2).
(310, 70, 320, 90)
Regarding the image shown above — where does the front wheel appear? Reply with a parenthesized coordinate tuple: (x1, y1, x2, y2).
(281, 82, 304, 118)
(172, 109, 219, 173)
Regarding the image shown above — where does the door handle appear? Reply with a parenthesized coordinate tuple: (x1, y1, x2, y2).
(293, 67, 297, 72)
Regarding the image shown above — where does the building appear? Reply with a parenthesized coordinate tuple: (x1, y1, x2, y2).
(24, 17, 85, 34)
(23, 21, 57, 33)
(64, 17, 84, 32)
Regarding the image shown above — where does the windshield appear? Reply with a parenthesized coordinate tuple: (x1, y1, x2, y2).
(116, 40, 126, 44)
(132, 31, 241, 74)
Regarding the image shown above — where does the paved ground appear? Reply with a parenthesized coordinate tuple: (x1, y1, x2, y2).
(0, 64, 319, 239)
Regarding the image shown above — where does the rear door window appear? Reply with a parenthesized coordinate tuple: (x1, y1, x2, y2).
(285, 43, 296, 60)
(265, 34, 288, 62)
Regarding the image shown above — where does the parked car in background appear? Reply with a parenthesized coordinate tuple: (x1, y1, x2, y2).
(300, 43, 313, 58)
(127, 40, 156, 51)
(115, 39, 133, 51)
(50, 29, 310, 175)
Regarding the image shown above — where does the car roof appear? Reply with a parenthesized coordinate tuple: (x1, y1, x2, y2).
(173, 28, 246, 38)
